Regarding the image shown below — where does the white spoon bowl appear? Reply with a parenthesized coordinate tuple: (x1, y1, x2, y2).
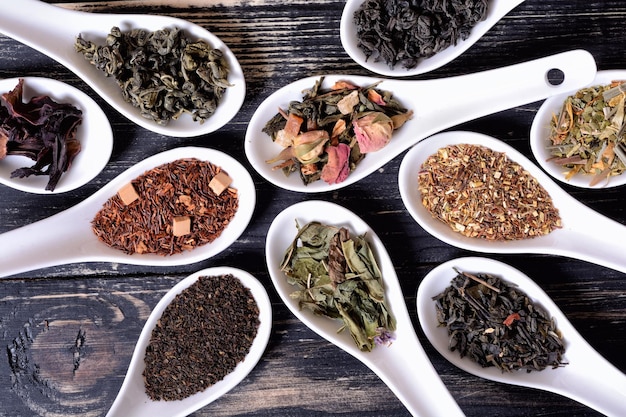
(266, 200, 464, 417)
(0, 76, 112, 194)
(106, 266, 272, 417)
(530, 69, 626, 189)
(398, 130, 626, 274)
(0, 0, 246, 138)
(0, 146, 256, 278)
(340, 0, 526, 77)
(416, 256, 626, 416)
(245, 50, 596, 193)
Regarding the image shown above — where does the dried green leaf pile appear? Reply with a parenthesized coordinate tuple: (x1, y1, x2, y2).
(433, 268, 567, 372)
(280, 221, 396, 351)
(75, 26, 230, 126)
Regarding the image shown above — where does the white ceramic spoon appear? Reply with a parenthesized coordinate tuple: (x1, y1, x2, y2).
(0, 147, 255, 278)
(340, 0, 526, 77)
(266, 200, 465, 417)
(245, 49, 596, 193)
(416, 256, 626, 416)
(0, 76, 113, 193)
(398, 130, 626, 275)
(106, 266, 272, 417)
(530, 69, 626, 189)
(0, 0, 246, 138)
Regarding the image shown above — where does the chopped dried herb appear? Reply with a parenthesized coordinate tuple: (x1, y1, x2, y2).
(353, 0, 489, 70)
(433, 268, 567, 372)
(547, 81, 626, 186)
(0, 79, 83, 191)
(280, 220, 396, 351)
(143, 274, 260, 401)
(92, 158, 238, 255)
(75, 26, 231, 126)
(418, 144, 562, 241)
(263, 77, 413, 185)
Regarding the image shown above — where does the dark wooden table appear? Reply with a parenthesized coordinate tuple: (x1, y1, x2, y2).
(1, 1, 625, 416)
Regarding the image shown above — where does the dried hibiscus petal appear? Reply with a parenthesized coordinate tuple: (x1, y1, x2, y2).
(0, 79, 83, 191)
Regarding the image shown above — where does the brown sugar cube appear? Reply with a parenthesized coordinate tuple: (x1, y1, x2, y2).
(172, 216, 191, 237)
(209, 171, 232, 196)
(117, 182, 139, 205)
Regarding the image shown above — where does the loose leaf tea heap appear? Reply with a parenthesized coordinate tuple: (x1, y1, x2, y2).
(75, 26, 231, 125)
(263, 77, 413, 185)
(280, 220, 396, 351)
(143, 274, 260, 401)
(418, 144, 562, 241)
(548, 81, 626, 186)
(92, 158, 238, 255)
(433, 268, 567, 372)
(0, 79, 83, 191)
(353, 0, 489, 70)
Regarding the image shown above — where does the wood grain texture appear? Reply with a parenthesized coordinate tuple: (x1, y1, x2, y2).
(1, 1, 625, 416)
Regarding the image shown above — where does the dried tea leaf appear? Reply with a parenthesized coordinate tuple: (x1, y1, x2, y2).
(0, 79, 82, 191)
(353, 0, 489, 70)
(75, 26, 230, 126)
(281, 220, 396, 351)
(263, 77, 412, 185)
(433, 268, 567, 373)
(548, 81, 626, 185)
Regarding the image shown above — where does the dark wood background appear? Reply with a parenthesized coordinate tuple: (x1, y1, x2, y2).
(1, 1, 625, 416)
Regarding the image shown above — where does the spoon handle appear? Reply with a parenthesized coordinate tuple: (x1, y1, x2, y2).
(400, 49, 597, 137)
(0, 206, 91, 278)
(367, 327, 466, 417)
(557, 335, 626, 415)
(0, 1, 86, 63)
(550, 195, 626, 274)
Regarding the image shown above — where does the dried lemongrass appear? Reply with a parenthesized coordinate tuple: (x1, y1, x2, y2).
(548, 81, 626, 186)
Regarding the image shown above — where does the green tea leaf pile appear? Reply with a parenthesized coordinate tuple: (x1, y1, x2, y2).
(75, 26, 230, 126)
(433, 268, 567, 372)
(280, 220, 396, 352)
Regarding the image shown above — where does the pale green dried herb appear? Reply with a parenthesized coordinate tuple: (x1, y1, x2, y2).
(548, 81, 626, 186)
(280, 220, 396, 351)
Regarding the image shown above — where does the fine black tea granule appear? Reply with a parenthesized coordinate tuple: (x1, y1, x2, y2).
(353, 0, 489, 70)
(143, 274, 260, 401)
(433, 268, 567, 373)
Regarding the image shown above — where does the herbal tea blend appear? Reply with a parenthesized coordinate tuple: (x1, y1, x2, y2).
(548, 81, 626, 186)
(92, 158, 238, 255)
(433, 268, 567, 372)
(75, 26, 231, 126)
(418, 144, 562, 241)
(263, 77, 413, 185)
(0, 79, 82, 191)
(353, 0, 489, 70)
(143, 274, 260, 401)
(280, 220, 396, 351)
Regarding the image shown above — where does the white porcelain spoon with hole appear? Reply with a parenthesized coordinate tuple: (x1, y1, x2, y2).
(0, 147, 256, 278)
(416, 256, 626, 416)
(244, 49, 596, 193)
(0, 0, 246, 137)
(106, 266, 272, 417)
(398, 130, 626, 275)
(0, 76, 113, 193)
(266, 200, 465, 417)
(340, 0, 526, 77)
